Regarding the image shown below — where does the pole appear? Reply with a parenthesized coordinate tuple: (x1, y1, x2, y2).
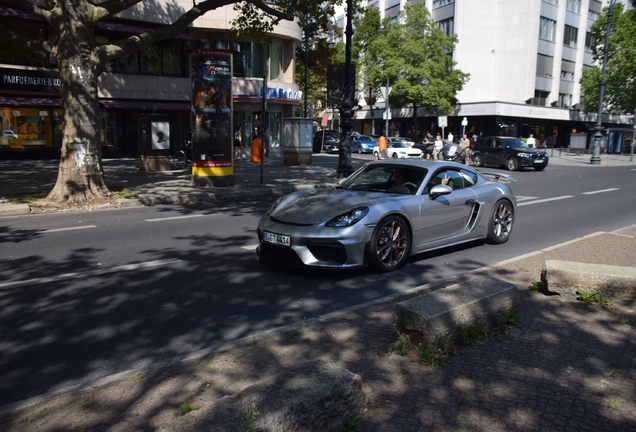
(632, 103, 635, 162)
(304, 6, 309, 118)
(385, 77, 389, 138)
(336, 0, 354, 179)
(260, 44, 269, 183)
(591, 0, 615, 165)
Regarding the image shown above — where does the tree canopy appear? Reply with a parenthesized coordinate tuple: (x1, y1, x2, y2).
(357, 1, 468, 118)
(580, 1, 636, 114)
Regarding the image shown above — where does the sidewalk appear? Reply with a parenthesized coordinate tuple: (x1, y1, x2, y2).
(0, 153, 635, 431)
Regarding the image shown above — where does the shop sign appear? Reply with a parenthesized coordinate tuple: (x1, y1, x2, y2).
(0, 67, 61, 93)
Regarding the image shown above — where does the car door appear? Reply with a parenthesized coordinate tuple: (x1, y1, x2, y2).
(491, 138, 507, 166)
(413, 168, 478, 249)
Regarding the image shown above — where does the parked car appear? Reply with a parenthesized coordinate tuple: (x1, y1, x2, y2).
(471, 136, 549, 171)
(322, 136, 340, 154)
(3, 130, 18, 139)
(373, 141, 423, 159)
(257, 159, 516, 273)
(350, 134, 377, 153)
(313, 129, 340, 153)
(395, 137, 416, 147)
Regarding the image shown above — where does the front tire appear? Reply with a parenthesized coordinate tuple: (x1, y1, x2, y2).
(506, 157, 519, 171)
(472, 153, 484, 167)
(369, 216, 410, 272)
(486, 200, 514, 244)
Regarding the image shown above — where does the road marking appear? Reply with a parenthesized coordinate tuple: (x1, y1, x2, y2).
(515, 196, 540, 202)
(145, 214, 214, 222)
(0, 258, 182, 290)
(242, 244, 259, 250)
(41, 225, 97, 233)
(581, 188, 620, 195)
(517, 195, 574, 207)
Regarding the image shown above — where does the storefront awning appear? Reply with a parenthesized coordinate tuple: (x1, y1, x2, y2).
(99, 99, 191, 111)
(0, 96, 62, 107)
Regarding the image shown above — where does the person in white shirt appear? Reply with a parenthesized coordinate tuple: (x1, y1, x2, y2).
(433, 134, 444, 159)
(447, 132, 454, 143)
(526, 134, 536, 148)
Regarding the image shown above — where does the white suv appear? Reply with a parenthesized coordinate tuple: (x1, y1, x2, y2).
(3, 130, 18, 138)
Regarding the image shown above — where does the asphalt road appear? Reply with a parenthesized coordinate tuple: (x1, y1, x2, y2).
(1, 162, 635, 408)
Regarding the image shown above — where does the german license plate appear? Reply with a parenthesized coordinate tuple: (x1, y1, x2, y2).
(263, 231, 291, 247)
(534, 159, 544, 163)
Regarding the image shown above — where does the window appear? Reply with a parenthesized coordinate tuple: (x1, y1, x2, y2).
(561, 60, 575, 81)
(532, 90, 549, 106)
(536, 54, 554, 77)
(141, 44, 162, 75)
(433, 0, 454, 7)
(269, 44, 282, 81)
(0, 17, 50, 67)
(237, 42, 265, 78)
(566, 0, 581, 14)
(585, 32, 595, 51)
(539, 17, 556, 42)
(437, 18, 454, 36)
(385, 5, 400, 22)
(543, 0, 558, 5)
(563, 25, 578, 48)
(559, 93, 572, 108)
(163, 41, 183, 76)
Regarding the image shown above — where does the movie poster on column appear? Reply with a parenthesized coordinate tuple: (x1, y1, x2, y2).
(190, 49, 232, 167)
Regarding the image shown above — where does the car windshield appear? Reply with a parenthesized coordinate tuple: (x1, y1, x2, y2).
(359, 135, 374, 142)
(505, 138, 528, 149)
(337, 164, 428, 195)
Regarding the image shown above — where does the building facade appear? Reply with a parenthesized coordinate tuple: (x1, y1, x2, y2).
(0, 1, 302, 157)
(333, 0, 633, 152)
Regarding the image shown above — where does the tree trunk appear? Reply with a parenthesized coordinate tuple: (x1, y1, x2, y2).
(47, 4, 108, 203)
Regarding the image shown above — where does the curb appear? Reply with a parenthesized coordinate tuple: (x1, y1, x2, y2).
(0, 203, 30, 217)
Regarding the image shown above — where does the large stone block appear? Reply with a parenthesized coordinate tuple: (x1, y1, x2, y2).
(396, 275, 519, 350)
(158, 360, 366, 432)
(541, 260, 636, 305)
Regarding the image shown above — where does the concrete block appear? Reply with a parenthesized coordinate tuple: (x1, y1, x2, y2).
(0, 203, 30, 217)
(396, 275, 519, 350)
(158, 360, 366, 432)
(541, 260, 636, 305)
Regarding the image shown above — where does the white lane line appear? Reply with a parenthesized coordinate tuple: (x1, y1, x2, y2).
(242, 244, 259, 251)
(0, 258, 182, 290)
(581, 188, 620, 195)
(41, 225, 97, 233)
(145, 214, 214, 222)
(515, 196, 540, 202)
(517, 195, 574, 207)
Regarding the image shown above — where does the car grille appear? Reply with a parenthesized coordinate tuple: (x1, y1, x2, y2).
(306, 240, 347, 264)
(258, 242, 305, 266)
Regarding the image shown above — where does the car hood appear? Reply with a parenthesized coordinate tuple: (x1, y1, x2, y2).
(271, 188, 395, 225)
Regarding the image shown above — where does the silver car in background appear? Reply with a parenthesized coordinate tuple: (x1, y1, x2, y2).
(257, 160, 516, 273)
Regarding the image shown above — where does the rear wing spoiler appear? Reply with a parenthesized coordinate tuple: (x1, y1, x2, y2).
(479, 171, 516, 183)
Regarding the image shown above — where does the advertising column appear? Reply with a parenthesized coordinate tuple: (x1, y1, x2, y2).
(190, 49, 233, 187)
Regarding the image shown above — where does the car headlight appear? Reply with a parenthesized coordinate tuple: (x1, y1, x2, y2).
(325, 206, 369, 227)
(266, 196, 285, 216)
(518, 152, 532, 158)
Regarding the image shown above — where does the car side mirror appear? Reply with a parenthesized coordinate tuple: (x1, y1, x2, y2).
(429, 184, 453, 199)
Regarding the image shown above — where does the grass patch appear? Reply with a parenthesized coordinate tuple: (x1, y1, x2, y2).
(341, 415, 363, 432)
(608, 398, 619, 410)
(459, 321, 489, 346)
(240, 404, 260, 431)
(177, 401, 196, 416)
(576, 289, 609, 306)
(386, 327, 415, 356)
(528, 279, 545, 291)
(241, 336, 258, 347)
(114, 188, 139, 199)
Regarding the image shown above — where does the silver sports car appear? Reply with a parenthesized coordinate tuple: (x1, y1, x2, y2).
(257, 160, 516, 273)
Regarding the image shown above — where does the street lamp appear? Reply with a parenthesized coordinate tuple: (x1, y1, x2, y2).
(336, 0, 354, 179)
(591, 0, 616, 165)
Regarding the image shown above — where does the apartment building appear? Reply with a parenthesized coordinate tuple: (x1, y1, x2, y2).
(0, 2, 302, 157)
(333, 0, 633, 152)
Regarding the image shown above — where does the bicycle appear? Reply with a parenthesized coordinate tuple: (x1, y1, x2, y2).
(172, 140, 192, 169)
